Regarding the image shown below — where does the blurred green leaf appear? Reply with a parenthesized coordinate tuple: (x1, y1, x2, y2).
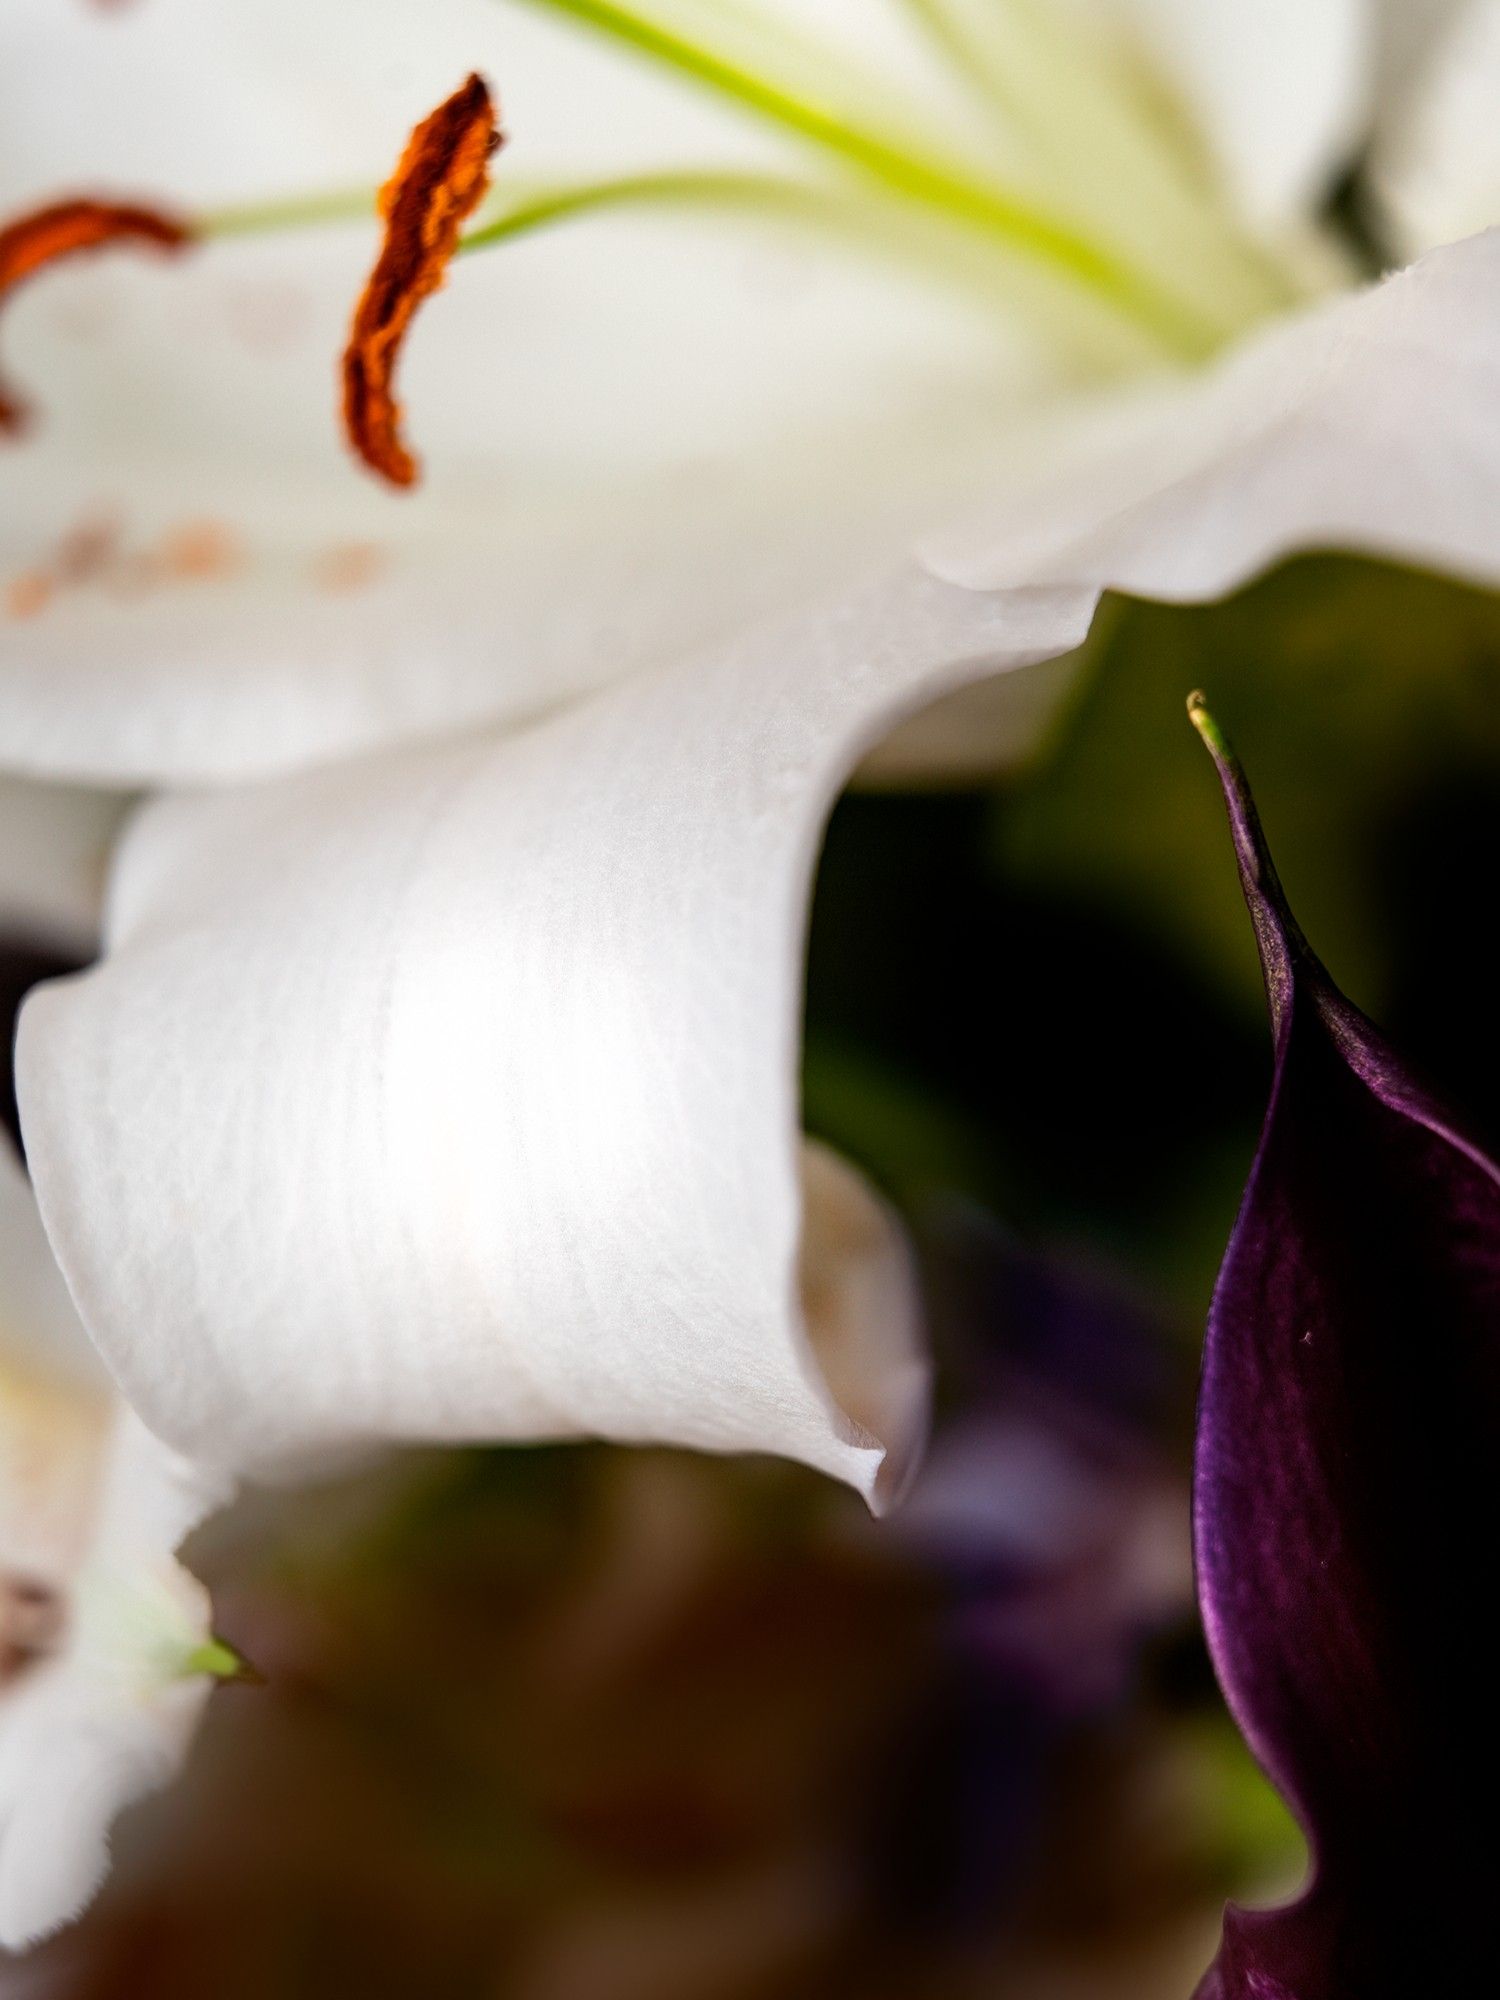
(1000, 555, 1500, 1020)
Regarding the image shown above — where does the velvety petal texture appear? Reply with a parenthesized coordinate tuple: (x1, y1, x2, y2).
(1190, 703, 1500, 1998)
(18, 567, 1095, 1505)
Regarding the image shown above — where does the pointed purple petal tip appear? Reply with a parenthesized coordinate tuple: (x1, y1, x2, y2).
(1188, 697, 1500, 2000)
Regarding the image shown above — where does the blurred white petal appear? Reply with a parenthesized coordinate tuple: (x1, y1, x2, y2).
(1097, 0, 1371, 225)
(1369, 0, 1471, 110)
(2, 1186, 224, 1953)
(17, 567, 1096, 1504)
(923, 232, 1500, 596)
(1369, 0, 1500, 254)
(0, 1417, 220, 1953)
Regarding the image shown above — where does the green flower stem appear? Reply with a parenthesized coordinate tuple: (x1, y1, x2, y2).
(500, 0, 1228, 355)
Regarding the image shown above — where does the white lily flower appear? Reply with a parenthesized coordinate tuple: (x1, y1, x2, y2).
(1, 784, 234, 1953)
(7, 3, 1500, 1517)
(0, 0, 1489, 783)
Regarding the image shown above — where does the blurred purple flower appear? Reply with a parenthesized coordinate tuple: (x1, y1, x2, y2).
(903, 1225, 1190, 1711)
(1189, 698, 1500, 1999)
(877, 1222, 1193, 1929)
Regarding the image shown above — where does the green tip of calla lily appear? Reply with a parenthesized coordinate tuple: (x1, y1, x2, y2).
(1186, 688, 1228, 760)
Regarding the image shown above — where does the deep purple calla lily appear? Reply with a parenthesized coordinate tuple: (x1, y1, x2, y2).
(1188, 696, 1500, 1999)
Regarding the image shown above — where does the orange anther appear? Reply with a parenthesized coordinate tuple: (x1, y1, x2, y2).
(342, 74, 501, 488)
(0, 199, 191, 434)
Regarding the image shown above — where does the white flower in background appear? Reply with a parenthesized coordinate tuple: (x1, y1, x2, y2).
(7, 0, 1500, 1493)
(1, 786, 236, 1952)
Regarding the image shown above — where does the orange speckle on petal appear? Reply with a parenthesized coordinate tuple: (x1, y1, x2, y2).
(314, 541, 387, 592)
(342, 73, 501, 489)
(4, 570, 54, 620)
(158, 518, 240, 579)
(53, 508, 122, 582)
(0, 198, 192, 435)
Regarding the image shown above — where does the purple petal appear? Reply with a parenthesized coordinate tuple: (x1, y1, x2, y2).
(1188, 697, 1500, 1998)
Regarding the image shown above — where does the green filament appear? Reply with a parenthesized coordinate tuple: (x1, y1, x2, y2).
(459, 168, 832, 254)
(498, 0, 1230, 354)
(197, 188, 378, 239)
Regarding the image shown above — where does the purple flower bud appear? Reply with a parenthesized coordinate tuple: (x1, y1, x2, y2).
(1188, 697, 1500, 1999)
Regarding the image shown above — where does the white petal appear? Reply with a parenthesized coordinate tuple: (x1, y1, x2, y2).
(0, 1681, 176, 1951)
(923, 231, 1500, 597)
(0, 1413, 220, 1952)
(0, 1608, 211, 1954)
(17, 566, 1097, 1506)
(2, 1145, 107, 1583)
(0, 0, 1054, 783)
(85, 1408, 233, 1578)
(1095, 0, 1372, 224)
(1369, 0, 1471, 111)
(1369, 0, 1500, 255)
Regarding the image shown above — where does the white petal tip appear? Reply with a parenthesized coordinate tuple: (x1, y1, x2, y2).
(798, 1141, 931, 1515)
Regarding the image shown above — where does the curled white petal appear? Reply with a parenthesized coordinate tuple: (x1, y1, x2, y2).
(17, 567, 1095, 1505)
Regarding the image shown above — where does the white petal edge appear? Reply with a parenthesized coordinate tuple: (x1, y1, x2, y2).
(17, 566, 1098, 1509)
(921, 230, 1500, 599)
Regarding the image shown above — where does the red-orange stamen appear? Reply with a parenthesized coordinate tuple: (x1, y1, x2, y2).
(342, 73, 501, 489)
(0, 199, 192, 435)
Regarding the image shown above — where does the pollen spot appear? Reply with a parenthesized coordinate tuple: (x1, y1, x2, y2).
(0, 199, 192, 435)
(343, 73, 501, 489)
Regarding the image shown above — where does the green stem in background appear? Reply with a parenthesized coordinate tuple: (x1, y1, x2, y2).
(497, 0, 1230, 355)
